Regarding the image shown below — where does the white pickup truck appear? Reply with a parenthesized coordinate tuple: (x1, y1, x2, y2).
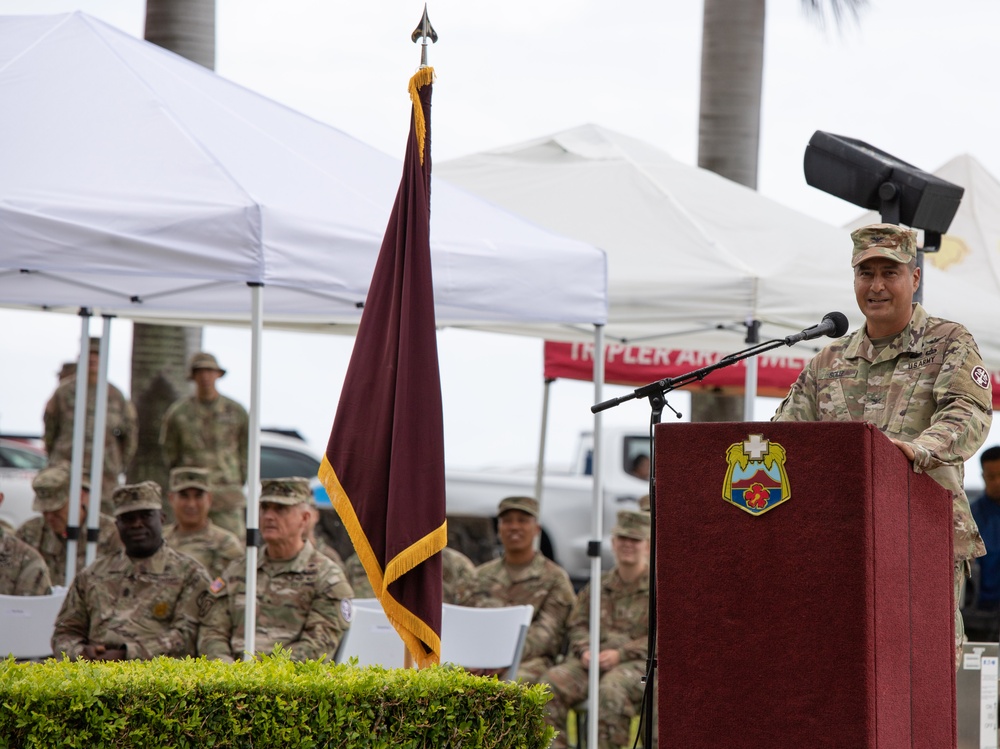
(444, 427, 651, 582)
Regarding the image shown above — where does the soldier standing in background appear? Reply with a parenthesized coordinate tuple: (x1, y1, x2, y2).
(457, 496, 575, 681)
(17, 465, 122, 586)
(160, 352, 249, 539)
(163, 467, 243, 580)
(0, 492, 52, 596)
(540, 510, 651, 749)
(43, 337, 137, 512)
(52, 481, 210, 660)
(198, 478, 353, 662)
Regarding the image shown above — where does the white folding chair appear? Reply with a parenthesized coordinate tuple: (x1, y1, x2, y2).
(335, 599, 406, 668)
(440, 602, 534, 680)
(0, 589, 67, 659)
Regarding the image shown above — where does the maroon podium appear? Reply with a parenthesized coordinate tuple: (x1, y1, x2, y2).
(655, 421, 956, 749)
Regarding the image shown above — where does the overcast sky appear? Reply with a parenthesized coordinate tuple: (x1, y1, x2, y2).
(2, 0, 999, 486)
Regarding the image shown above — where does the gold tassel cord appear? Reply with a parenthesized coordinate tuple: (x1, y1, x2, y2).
(408, 67, 435, 165)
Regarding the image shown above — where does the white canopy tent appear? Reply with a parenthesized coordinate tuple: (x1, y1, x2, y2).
(0, 13, 608, 657)
(0, 13, 606, 329)
(439, 124, 863, 349)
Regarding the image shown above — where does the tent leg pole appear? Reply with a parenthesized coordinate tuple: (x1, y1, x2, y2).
(243, 283, 264, 660)
(587, 324, 605, 749)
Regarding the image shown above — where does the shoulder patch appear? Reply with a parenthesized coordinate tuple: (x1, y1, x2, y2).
(341, 598, 353, 623)
(972, 365, 991, 390)
(210, 576, 226, 594)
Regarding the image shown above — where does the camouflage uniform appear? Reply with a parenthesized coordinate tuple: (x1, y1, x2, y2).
(43, 373, 137, 507)
(0, 525, 52, 596)
(346, 545, 475, 604)
(312, 533, 345, 567)
(16, 513, 122, 587)
(51, 541, 210, 659)
(164, 521, 243, 580)
(198, 478, 354, 662)
(459, 551, 575, 681)
(543, 568, 650, 749)
(198, 540, 354, 662)
(541, 510, 651, 749)
(773, 224, 993, 669)
(160, 392, 249, 538)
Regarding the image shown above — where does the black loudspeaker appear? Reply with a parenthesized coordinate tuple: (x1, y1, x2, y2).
(804, 131, 964, 234)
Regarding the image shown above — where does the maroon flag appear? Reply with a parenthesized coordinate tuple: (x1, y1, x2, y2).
(319, 67, 445, 667)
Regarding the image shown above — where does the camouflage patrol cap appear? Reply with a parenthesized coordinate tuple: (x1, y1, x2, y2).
(112, 481, 163, 516)
(637, 494, 651, 512)
(260, 477, 312, 506)
(58, 361, 76, 380)
(850, 223, 917, 267)
(87, 337, 101, 355)
(497, 495, 539, 518)
(169, 466, 210, 493)
(612, 509, 650, 541)
(188, 351, 226, 378)
(32, 465, 71, 512)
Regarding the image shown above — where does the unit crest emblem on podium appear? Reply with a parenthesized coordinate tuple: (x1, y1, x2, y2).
(722, 434, 791, 516)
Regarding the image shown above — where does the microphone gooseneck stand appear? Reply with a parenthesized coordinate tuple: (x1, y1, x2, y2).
(591, 333, 812, 749)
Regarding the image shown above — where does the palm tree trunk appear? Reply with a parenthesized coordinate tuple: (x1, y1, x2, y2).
(692, 0, 765, 423)
(128, 0, 215, 495)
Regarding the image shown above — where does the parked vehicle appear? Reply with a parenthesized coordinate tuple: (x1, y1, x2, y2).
(445, 427, 650, 582)
(259, 429, 330, 507)
(0, 437, 48, 530)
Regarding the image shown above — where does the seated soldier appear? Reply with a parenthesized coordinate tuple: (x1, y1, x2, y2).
(51, 481, 210, 660)
(198, 478, 354, 662)
(541, 510, 651, 749)
(0, 490, 52, 595)
(17, 465, 122, 586)
(457, 496, 575, 681)
(163, 467, 243, 580)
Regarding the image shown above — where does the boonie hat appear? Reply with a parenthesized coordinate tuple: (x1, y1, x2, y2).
(188, 351, 226, 378)
(497, 495, 539, 518)
(260, 477, 312, 506)
(612, 509, 650, 541)
(169, 467, 210, 493)
(112, 481, 163, 516)
(32, 465, 71, 512)
(850, 223, 917, 267)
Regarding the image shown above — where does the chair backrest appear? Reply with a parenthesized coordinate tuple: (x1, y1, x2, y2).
(440, 603, 534, 679)
(0, 589, 67, 659)
(335, 599, 406, 668)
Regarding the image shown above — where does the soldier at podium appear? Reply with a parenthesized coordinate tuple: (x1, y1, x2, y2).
(773, 223, 993, 669)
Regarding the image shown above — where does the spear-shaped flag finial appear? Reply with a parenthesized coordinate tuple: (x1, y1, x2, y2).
(411, 4, 438, 68)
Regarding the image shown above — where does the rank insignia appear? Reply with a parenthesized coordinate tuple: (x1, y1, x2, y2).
(722, 434, 791, 516)
(152, 601, 171, 619)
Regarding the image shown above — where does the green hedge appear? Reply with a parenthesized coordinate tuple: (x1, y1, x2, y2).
(0, 652, 554, 749)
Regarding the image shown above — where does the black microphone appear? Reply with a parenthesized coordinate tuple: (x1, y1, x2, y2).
(784, 312, 849, 345)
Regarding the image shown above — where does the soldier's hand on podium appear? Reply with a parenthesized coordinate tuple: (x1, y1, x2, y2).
(890, 438, 916, 462)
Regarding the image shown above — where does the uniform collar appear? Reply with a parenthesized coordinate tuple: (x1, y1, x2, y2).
(260, 539, 314, 571)
(845, 303, 927, 361)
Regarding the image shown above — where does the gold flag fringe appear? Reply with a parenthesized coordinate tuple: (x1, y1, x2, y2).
(319, 455, 445, 667)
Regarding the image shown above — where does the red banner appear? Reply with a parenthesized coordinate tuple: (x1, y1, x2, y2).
(545, 341, 1000, 408)
(544, 341, 810, 398)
